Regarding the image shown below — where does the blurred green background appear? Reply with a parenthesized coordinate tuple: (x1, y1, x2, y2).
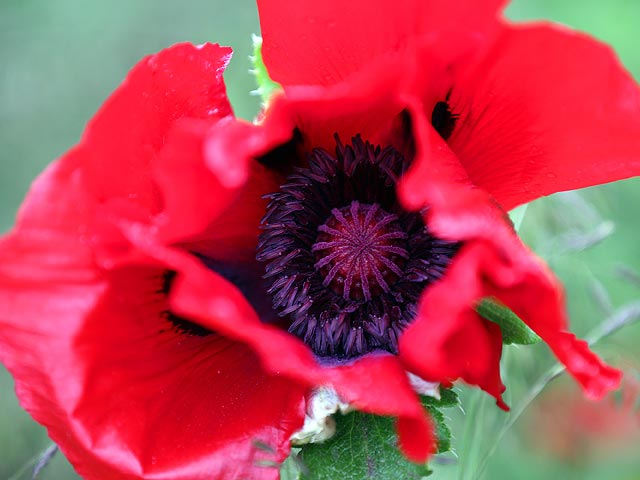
(0, 0, 638, 479)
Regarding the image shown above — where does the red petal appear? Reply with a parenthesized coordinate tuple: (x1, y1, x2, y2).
(258, 0, 507, 86)
(0, 162, 305, 480)
(9, 43, 236, 267)
(399, 99, 622, 400)
(77, 267, 304, 480)
(164, 251, 436, 462)
(185, 55, 414, 259)
(447, 23, 640, 210)
(0, 255, 304, 480)
(266, 58, 410, 151)
(400, 268, 507, 403)
(81, 42, 233, 219)
(401, 201, 622, 400)
(153, 119, 282, 263)
(220, 52, 416, 171)
(0, 43, 308, 479)
(60, 43, 235, 265)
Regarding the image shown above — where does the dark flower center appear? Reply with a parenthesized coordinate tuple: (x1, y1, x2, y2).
(313, 201, 408, 301)
(160, 271, 212, 336)
(431, 97, 458, 140)
(256, 135, 459, 360)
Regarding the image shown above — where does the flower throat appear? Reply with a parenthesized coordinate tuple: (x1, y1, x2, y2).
(256, 135, 458, 360)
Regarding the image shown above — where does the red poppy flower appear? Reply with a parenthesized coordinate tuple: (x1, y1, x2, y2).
(0, 43, 306, 480)
(1, 1, 639, 479)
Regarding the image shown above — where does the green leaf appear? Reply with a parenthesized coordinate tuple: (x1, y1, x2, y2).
(425, 407, 451, 454)
(280, 450, 303, 480)
(292, 389, 457, 479)
(421, 388, 457, 454)
(476, 298, 541, 345)
(298, 412, 433, 480)
(250, 35, 282, 104)
(421, 388, 459, 409)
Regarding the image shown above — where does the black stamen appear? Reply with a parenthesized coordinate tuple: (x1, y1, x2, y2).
(257, 128, 304, 176)
(256, 135, 459, 359)
(431, 99, 458, 140)
(161, 271, 212, 337)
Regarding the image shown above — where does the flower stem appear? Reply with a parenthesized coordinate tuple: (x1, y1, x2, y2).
(457, 389, 482, 480)
(8, 443, 58, 480)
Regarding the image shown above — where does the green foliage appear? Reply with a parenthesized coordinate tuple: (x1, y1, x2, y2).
(294, 390, 458, 479)
(476, 299, 541, 345)
(250, 35, 282, 104)
(421, 389, 457, 454)
(425, 407, 451, 454)
(421, 388, 459, 409)
(280, 451, 304, 480)
(298, 412, 432, 480)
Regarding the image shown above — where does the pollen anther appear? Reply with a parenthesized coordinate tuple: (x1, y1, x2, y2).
(257, 135, 459, 359)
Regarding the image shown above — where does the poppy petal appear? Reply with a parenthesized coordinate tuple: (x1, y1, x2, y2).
(258, 0, 507, 86)
(73, 266, 305, 480)
(164, 253, 436, 462)
(153, 119, 282, 263)
(0, 160, 305, 479)
(0, 255, 304, 479)
(447, 23, 640, 210)
(399, 98, 622, 400)
(263, 56, 411, 152)
(0, 42, 307, 479)
(78, 42, 233, 220)
(401, 190, 621, 401)
(400, 264, 507, 404)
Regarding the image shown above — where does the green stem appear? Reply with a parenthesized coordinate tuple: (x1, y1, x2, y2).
(8, 443, 57, 480)
(468, 393, 488, 478)
(457, 390, 481, 480)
